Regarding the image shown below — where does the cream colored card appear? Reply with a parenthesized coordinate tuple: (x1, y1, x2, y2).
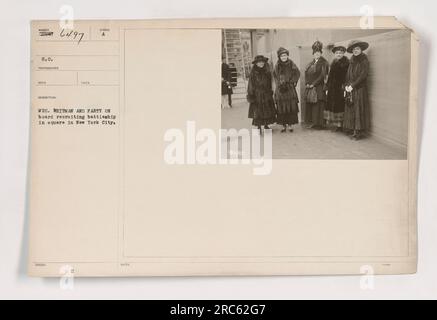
(28, 17, 418, 277)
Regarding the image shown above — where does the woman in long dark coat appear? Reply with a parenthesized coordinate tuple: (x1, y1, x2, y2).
(247, 55, 276, 133)
(221, 59, 232, 109)
(343, 40, 371, 140)
(325, 45, 350, 131)
(304, 41, 330, 129)
(273, 47, 301, 133)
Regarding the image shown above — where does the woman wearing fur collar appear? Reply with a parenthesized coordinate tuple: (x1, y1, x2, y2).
(273, 47, 301, 133)
(247, 55, 276, 134)
(343, 40, 371, 140)
(325, 45, 350, 131)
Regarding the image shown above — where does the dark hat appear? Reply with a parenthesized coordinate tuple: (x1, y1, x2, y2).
(347, 40, 369, 53)
(277, 47, 289, 57)
(312, 40, 323, 53)
(252, 55, 268, 64)
(331, 45, 347, 53)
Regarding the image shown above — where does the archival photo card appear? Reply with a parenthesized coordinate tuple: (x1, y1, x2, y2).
(28, 17, 418, 277)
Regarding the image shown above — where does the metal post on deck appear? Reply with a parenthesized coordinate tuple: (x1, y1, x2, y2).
(238, 29, 247, 90)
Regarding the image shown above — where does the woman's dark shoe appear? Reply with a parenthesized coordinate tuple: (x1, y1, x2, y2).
(352, 135, 361, 141)
(354, 132, 364, 140)
(289, 128, 294, 132)
(350, 131, 364, 140)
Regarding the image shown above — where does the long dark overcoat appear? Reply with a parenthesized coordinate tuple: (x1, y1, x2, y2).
(221, 62, 232, 95)
(304, 56, 329, 101)
(247, 64, 276, 126)
(304, 56, 329, 124)
(273, 59, 301, 125)
(343, 53, 370, 131)
(326, 56, 350, 115)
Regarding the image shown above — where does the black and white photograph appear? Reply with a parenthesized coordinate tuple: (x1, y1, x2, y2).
(2, 0, 437, 302)
(221, 28, 411, 159)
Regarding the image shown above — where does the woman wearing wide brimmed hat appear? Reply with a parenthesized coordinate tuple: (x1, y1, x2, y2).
(304, 40, 330, 129)
(325, 45, 350, 131)
(343, 40, 371, 140)
(247, 55, 276, 134)
(273, 47, 301, 133)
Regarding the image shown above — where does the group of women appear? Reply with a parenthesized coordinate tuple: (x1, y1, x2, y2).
(246, 39, 371, 140)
